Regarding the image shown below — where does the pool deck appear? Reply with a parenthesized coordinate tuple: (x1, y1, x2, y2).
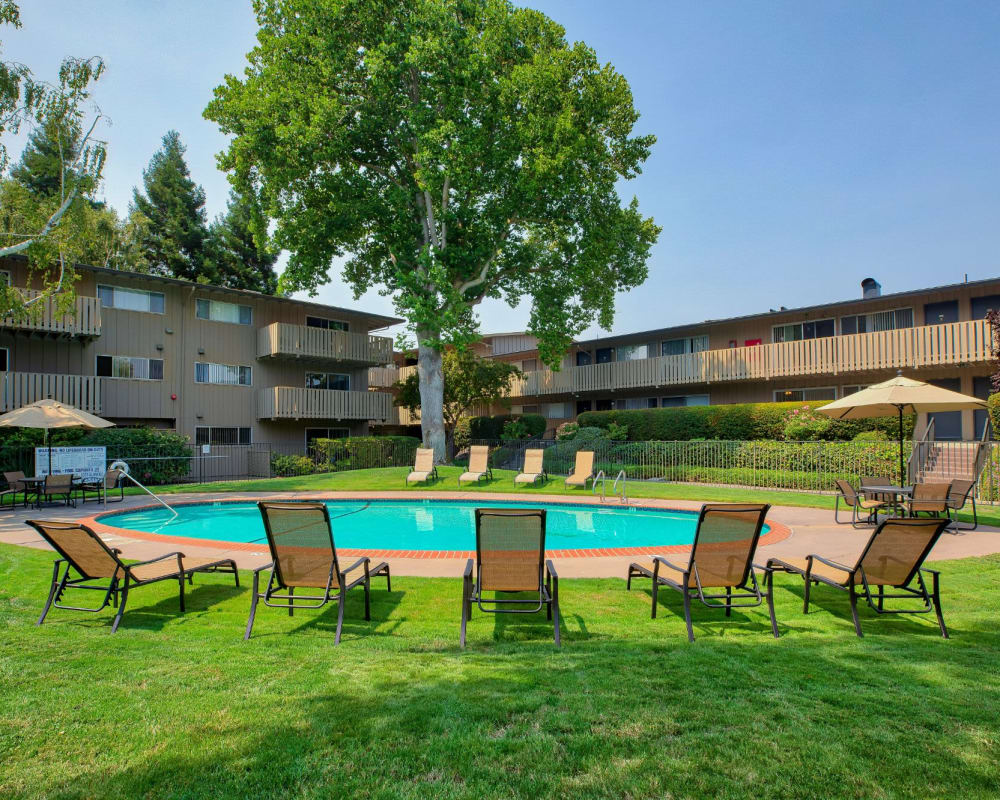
(2, 490, 999, 578)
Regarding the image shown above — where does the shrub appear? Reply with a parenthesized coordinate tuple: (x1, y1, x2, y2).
(519, 414, 547, 438)
(578, 401, 915, 442)
(501, 419, 530, 440)
(469, 413, 546, 441)
(989, 392, 1000, 437)
(555, 422, 580, 441)
(270, 454, 320, 477)
(453, 417, 472, 450)
(852, 430, 888, 442)
(782, 405, 832, 441)
(311, 436, 420, 470)
(606, 421, 629, 441)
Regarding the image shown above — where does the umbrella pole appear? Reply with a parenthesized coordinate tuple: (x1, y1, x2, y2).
(46, 429, 52, 477)
(898, 407, 905, 487)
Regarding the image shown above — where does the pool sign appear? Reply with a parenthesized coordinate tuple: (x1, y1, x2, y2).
(35, 446, 107, 482)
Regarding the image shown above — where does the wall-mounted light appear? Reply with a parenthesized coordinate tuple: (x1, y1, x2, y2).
(155, 344, 164, 351)
(197, 348, 205, 355)
(165, 328, 174, 335)
(196, 413, 204, 419)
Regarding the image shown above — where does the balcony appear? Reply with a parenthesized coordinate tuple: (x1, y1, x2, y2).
(258, 387, 393, 420)
(0, 372, 102, 413)
(1, 291, 102, 339)
(368, 364, 417, 387)
(509, 319, 992, 398)
(257, 322, 393, 366)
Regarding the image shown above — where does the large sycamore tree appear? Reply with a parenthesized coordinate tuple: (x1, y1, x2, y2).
(206, 0, 659, 460)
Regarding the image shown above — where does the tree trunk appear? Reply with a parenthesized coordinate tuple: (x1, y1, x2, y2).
(417, 329, 447, 463)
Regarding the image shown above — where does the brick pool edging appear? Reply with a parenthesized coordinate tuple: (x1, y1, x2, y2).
(82, 492, 792, 559)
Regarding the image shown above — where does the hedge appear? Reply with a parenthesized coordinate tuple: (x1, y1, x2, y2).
(469, 414, 546, 440)
(578, 401, 916, 442)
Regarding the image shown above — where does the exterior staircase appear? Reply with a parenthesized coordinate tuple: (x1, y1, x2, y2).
(912, 441, 985, 484)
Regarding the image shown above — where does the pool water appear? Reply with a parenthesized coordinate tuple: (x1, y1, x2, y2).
(98, 500, 722, 552)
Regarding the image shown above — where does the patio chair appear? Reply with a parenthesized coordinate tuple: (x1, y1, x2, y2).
(38, 474, 75, 507)
(0, 485, 18, 510)
(458, 445, 493, 485)
(26, 519, 239, 633)
(945, 479, 978, 531)
(513, 448, 547, 487)
(406, 447, 438, 485)
(833, 479, 885, 527)
(907, 482, 951, 518)
(859, 475, 898, 513)
(3, 470, 29, 508)
(461, 508, 559, 647)
(564, 450, 595, 489)
(78, 469, 125, 505)
(626, 503, 777, 642)
(246, 502, 391, 642)
(767, 517, 951, 637)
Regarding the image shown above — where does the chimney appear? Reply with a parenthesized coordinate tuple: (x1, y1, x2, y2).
(861, 278, 881, 299)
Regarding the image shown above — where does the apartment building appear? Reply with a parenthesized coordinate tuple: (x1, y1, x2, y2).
(0, 256, 400, 450)
(464, 277, 1000, 441)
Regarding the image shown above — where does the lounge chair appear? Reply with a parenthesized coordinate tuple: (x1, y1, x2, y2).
(767, 517, 951, 637)
(458, 445, 493, 485)
(945, 479, 978, 530)
(3, 470, 29, 508)
(406, 447, 438, 485)
(26, 519, 239, 633)
(245, 502, 391, 642)
(564, 450, 595, 489)
(0, 485, 18, 510)
(461, 508, 559, 647)
(38, 474, 75, 507)
(626, 503, 777, 641)
(513, 448, 547, 487)
(834, 479, 885, 527)
(78, 469, 125, 504)
(908, 482, 951, 518)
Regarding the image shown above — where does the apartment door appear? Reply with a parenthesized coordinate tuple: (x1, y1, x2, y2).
(971, 295, 1000, 320)
(973, 376, 992, 440)
(923, 300, 959, 326)
(927, 378, 963, 440)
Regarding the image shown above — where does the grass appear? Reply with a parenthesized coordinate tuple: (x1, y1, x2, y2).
(142, 465, 997, 528)
(1, 541, 999, 798)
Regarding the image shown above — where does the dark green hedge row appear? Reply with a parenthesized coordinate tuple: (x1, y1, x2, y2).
(468, 414, 546, 440)
(578, 401, 916, 442)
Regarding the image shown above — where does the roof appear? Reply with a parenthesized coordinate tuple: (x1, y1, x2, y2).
(573, 274, 1000, 348)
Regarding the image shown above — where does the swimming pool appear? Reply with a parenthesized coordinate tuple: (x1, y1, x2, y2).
(95, 499, 737, 554)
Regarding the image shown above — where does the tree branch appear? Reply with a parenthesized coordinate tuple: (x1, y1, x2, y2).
(0, 185, 79, 258)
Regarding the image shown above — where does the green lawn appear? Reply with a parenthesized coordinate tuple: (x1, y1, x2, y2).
(1, 540, 998, 798)
(146, 465, 997, 528)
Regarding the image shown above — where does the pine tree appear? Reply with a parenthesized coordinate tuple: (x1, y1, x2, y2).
(10, 115, 84, 198)
(130, 130, 212, 282)
(205, 190, 278, 293)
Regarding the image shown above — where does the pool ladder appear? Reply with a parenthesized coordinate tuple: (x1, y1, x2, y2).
(112, 468, 178, 519)
(593, 469, 628, 503)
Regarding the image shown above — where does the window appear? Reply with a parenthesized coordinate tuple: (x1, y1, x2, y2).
(97, 284, 165, 313)
(661, 394, 710, 407)
(195, 298, 252, 325)
(595, 398, 613, 411)
(923, 300, 958, 326)
(619, 397, 658, 410)
(575, 351, 592, 366)
(774, 387, 837, 402)
(0, 347, 7, 370)
(306, 428, 350, 449)
(195, 426, 252, 446)
(840, 307, 913, 335)
(194, 362, 252, 386)
(0, 270, 10, 286)
(520, 358, 537, 372)
(96, 355, 164, 380)
(616, 344, 648, 361)
(596, 348, 614, 364)
(305, 316, 349, 331)
(576, 399, 592, 415)
(543, 403, 569, 419)
(661, 335, 709, 356)
(971, 295, 1000, 319)
(773, 319, 835, 343)
(841, 384, 869, 397)
(521, 405, 540, 414)
(305, 372, 350, 391)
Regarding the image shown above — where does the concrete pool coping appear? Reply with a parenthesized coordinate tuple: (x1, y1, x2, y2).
(2, 489, 999, 578)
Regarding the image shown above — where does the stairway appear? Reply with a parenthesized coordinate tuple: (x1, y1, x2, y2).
(914, 441, 984, 484)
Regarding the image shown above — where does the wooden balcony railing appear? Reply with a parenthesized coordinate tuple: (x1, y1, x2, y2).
(257, 322, 393, 365)
(368, 364, 417, 387)
(508, 319, 993, 398)
(258, 387, 393, 420)
(1, 291, 102, 338)
(0, 372, 102, 413)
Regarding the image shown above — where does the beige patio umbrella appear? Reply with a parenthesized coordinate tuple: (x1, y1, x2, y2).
(0, 398, 114, 475)
(816, 374, 987, 486)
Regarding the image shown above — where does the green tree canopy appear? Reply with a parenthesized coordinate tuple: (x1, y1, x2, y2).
(10, 114, 86, 198)
(206, 0, 659, 459)
(205, 189, 278, 293)
(131, 130, 212, 282)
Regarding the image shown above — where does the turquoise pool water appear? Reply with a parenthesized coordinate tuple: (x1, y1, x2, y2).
(98, 500, 718, 552)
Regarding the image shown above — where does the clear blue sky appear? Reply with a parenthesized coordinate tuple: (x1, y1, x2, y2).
(5, 1, 999, 340)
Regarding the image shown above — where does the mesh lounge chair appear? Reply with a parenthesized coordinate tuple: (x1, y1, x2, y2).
(767, 517, 951, 637)
(3, 470, 29, 508)
(461, 508, 559, 647)
(564, 451, 594, 489)
(78, 469, 125, 504)
(406, 448, 438, 485)
(945, 479, 978, 531)
(0, 485, 18, 510)
(834, 479, 885, 527)
(626, 503, 777, 642)
(908, 482, 951, 518)
(38, 474, 75, 507)
(459, 445, 493, 485)
(246, 502, 391, 642)
(514, 449, 547, 487)
(26, 519, 239, 633)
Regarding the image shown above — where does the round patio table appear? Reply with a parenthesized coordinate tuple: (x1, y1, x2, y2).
(862, 485, 913, 520)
